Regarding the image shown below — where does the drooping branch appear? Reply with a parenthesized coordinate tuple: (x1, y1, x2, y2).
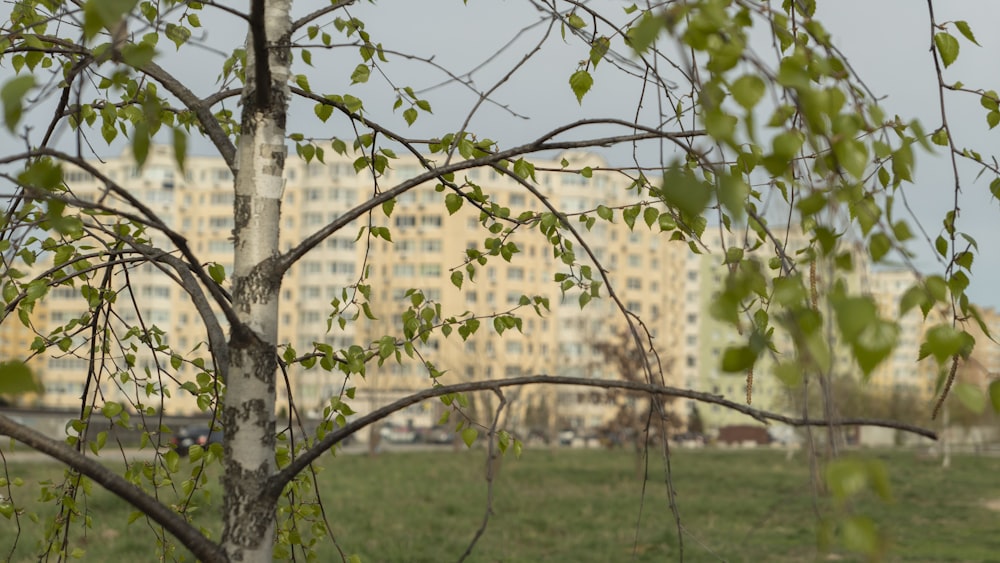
(291, 0, 355, 32)
(266, 374, 937, 499)
(275, 116, 704, 274)
(3, 148, 241, 331)
(139, 61, 238, 170)
(0, 414, 227, 563)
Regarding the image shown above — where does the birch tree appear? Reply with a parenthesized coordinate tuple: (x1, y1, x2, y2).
(0, 0, 996, 561)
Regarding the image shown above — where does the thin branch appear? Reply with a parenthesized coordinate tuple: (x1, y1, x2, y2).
(291, 0, 355, 32)
(275, 114, 704, 274)
(0, 414, 227, 563)
(139, 61, 237, 170)
(266, 374, 936, 499)
(457, 389, 506, 563)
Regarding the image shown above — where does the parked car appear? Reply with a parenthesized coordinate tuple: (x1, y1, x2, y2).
(172, 426, 223, 456)
(379, 424, 417, 443)
(416, 427, 453, 444)
(558, 429, 575, 446)
(672, 432, 708, 445)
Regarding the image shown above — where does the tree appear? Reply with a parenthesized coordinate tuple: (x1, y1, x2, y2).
(0, 0, 992, 561)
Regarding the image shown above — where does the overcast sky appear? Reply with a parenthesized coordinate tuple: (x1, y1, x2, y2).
(1, 0, 998, 308)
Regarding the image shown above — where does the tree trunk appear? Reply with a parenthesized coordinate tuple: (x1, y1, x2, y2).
(222, 0, 292, 560)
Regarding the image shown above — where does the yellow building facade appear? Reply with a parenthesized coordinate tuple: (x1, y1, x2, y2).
(7, 146, 686, 436)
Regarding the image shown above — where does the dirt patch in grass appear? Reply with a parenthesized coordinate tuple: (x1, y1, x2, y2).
(983, 498, 1000, 512)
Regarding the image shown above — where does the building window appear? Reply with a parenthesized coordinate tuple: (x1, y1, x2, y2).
(626, 277, 642, 290)
(421, 215, 442, 228)
(507, 267, 524, 281)
(330, 262, 355, 275)
(393, 264, 415, 277)
(395, 215, 416, 227)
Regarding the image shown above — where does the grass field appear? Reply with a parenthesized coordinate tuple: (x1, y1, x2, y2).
(1, 446, 999, 562)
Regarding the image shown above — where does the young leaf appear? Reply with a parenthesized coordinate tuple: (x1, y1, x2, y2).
(350, 64, 371, 84)
(461, 427, 477, 447)
(954, 21, 979, 46)
(0, 361, 39, 394)
(568, 70, 593, 104)
(933, 32, 959, 67)
(1, 75, 35, 132)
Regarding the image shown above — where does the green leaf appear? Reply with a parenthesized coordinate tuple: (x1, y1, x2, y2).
(172, 127, 187, 172)
(934, 32, 959, 67)
(350, 64, 371, 84)
(120, 43, 156, 68)
(868, 232, 891, 262)
(919, 324, 973, 362)
(954, 21, 979, 46)
(0, 361, 40, 394)
(900, 285, 928, 315)
(953, 382, 985, 414)
(773, 362, 802, 387)
(101, 401, 123, 418)
(989, 380, 1000, 412)
(987, 111, 1000, 130)
(833, 138, 868, 179)
(935, 235, 948, 257)
(208, 263, 226, 284)
(568, 70, 593, 104)
(731, 75, 765, 110)
(660, 166, 711, 217)
(1, 75, 35, 133)
(720, 346, 756, 372)
(461, 427, 477, 447)
(445, 193, 463, 215)
(402, 107, 417, 126)
(450, 270, 463, 289)
(841, 515, 879, 555)
(513, 158, 535, 180)
(314, 103, 333, 122)
(627, 12, 663, 53)
(82, 0, 137, 40)
(642, 207, 659, 228)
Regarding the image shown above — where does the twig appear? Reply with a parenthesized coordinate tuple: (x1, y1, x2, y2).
(266, 374, 937, 499)
(457, 389, 506, 563)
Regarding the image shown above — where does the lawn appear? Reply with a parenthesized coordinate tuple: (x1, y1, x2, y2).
(1, 446, 998, 562)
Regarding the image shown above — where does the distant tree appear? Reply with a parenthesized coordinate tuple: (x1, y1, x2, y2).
(0, 1, 988, 561)
(594, 329, 682, 451)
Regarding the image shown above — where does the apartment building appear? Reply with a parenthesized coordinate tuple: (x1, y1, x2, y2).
(5, 146, 686, 436)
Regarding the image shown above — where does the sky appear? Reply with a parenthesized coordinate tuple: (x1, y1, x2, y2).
(1, 0, 998, 308)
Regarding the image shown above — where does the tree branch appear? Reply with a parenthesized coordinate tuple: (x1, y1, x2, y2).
(0, 414, 227, 563)
(291, 0, 355, 33)
(274, 111, 704, 274)
(266, 374, 936, 500)
(139, 61, 237, 171)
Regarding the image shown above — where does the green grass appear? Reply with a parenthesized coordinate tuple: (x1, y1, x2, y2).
(2, 447, 999, 562)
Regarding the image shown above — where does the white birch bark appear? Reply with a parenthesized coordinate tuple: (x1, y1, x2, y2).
(222, 0, 292, 560)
